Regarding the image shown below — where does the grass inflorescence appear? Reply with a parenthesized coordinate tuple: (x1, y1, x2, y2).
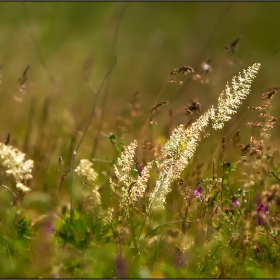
(1, 3, 280, 278)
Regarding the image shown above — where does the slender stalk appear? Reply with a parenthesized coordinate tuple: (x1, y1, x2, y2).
(144, 219, 191, 238)
(91, 3, 128, 158)
(22, 2, 76, 125)
(70, 58, 117, 221)
(221, 160, 225, 211)
(141, 82, 168, 138)
(23, 96, 36, 154)
(137, 211, 152, 242)
(70, 150, 76, 219)
(22, 2, 55, 85)
(170, 2, 233, 103)
(129, 213, 139, 253)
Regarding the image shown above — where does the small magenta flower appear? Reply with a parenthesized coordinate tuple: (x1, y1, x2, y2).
(256, 198, 269, 216)
(256, 203, 269, 215)
(231, 197, 240, 207)
(138, 164, 144, 177)
(255, 197, 269, 225)
(194, 181, 203, 198)
(194, 188, 202, 198)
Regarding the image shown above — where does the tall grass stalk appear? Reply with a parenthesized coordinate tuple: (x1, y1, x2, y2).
(70, 58, 117, 221)
(91, 3, 128, 158)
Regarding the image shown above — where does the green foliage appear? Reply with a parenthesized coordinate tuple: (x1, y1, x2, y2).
(16, 217, 33, 240)
(1, 2, 280, 278)
(107, 133, 125, 160)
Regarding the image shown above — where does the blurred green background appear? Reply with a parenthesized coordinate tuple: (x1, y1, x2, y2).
(1, 3, 280, 277)
(1, 2, 280, 161)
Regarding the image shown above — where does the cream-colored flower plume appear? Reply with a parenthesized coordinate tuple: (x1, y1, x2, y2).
(110, 140, 153, 219)
(211, 63, 261, 130)
(148, 63, 261, 211)
(148, 109, 212, 211)
(0, 142, 33, 192)
(75, 159, 113, 225)
(75, 159, 98, 185)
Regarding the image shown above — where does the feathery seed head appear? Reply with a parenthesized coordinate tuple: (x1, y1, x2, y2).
(75, 159, 98, 184)
(148, 109, 212, 211)
(110, 140, 153, 218)
(148, 63, 260, 212)
(211, 63, 261, 130)
(0, 142, 34, 192)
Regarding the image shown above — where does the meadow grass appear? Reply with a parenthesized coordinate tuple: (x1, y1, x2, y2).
(1, 2, 280, 278)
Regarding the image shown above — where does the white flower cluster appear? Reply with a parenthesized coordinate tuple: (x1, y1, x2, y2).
(111, 63, 261, 214)
(75, 159, 98, 185)
(148, 63, 261, 211)
(211, 63, 261, 130)
(75, 159, 113, 225)
(85, 189, 113, 226)
(112, 140, 138, 188)
(119, 161, 153, 215)
(148, 109, 212, 211)
(0, 142, 34, 192)
(110, 140, 153, 218)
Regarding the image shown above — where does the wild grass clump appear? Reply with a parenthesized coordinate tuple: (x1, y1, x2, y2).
(1, 44, 280, 278)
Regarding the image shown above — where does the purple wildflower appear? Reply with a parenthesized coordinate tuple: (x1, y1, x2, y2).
(231, 197, 240, 207)
(256, 204, 264, 213)
(257, 203, 269, 215)
(193, 187, 202, 198)
(264, 207, 269, 215)
(194, 181, 203, 198)
(255, 198, 269, 225)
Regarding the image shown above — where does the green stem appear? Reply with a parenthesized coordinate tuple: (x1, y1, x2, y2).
(144, 219, 191, 238)
(70, 150, 76, 221)
(130, 213, 139, 254)
(69, 58, 117, 222)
